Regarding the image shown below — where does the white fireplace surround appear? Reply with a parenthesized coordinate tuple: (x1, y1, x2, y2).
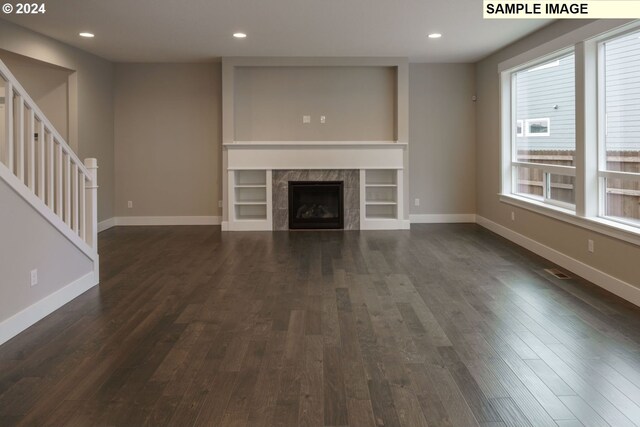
(222, 141, 409, 231)
(220, 57, 410, 231)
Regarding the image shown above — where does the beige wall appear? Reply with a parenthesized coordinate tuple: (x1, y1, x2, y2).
(234, 66, 396, 141)
(409, 63, 476, 216)
(0, 50, 72, 141)
(0, 178, 93, 325)
(114, 62, 472, 221)
(476, 19, 640, 287)
(0, 20, 115, 222)
(114, 63, 222, 217)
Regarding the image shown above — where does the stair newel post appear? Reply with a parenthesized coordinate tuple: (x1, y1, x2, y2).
(84, 158, 98, 251)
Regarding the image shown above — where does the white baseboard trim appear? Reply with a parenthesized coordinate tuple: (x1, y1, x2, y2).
(410, 214, 477, 224)
(98, 216, 222, 230)
(221, 221, 229, 231)
(98, 217, 116, 232)
(476, 215, 640, 308)
(0, 270, 98, 346)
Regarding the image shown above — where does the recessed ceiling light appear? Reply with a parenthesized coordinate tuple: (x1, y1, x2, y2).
(79, 32, 95, 38)
(233, 32, 247, 39)
(428, 33, 442, 39)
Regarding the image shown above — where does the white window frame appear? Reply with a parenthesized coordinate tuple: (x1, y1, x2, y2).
(506, 49, 576, 211)
(596, 29, 640, 229)
(499, 19, 640, 247)
(524, 118, 551, 137)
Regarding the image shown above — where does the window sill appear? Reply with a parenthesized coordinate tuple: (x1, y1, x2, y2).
(499, 193, 640, 247)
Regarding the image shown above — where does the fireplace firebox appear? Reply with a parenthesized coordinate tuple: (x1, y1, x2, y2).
(288, 181, 344, 229)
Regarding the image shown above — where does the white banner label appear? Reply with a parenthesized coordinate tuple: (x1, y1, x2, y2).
(484, 1, 640, 18)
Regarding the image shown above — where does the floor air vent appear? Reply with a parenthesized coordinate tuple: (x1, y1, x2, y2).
(544, 268, 571, 280)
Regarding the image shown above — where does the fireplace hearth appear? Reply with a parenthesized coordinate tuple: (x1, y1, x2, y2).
(288, 181, 344, 229)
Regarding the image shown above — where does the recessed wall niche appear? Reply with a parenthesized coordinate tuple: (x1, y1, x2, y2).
(233, 66, 397, 141)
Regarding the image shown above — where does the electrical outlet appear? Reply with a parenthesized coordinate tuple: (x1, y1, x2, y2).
(511, 211, 515, 221)
(30, 269, 38, 287)
(218, 200, 223, 208)
(588, 239, 595, 253)
(303, 115, 311, 124)
(320, 115, 326, 124)
(128, 201, 133, 209)
(414, 198, 420, 206)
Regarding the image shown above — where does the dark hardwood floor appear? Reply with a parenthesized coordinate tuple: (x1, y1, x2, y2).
(1, 224, 640, 426)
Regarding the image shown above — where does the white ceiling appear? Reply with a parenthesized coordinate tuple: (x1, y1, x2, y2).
(3, 0, 552, 63)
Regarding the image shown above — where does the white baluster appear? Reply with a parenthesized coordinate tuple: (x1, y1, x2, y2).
(4, 83, 13, 171)
(37, 121, 45, 199)
(55, 141, 63, 217)
(84, 158, 98, 251)
(46, 132, 54, 209)
(27, 108, 35, 191)
(79, 173, 86, 241)
(16, 95, 24, 182)
(64, 151, 71, 226)
(72, 163, 79, 234)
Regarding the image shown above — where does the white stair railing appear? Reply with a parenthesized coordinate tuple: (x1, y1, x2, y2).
(0, 59, 98, 253)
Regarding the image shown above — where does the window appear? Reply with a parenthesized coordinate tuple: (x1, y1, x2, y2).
(509, 51, 576, 209)
(499, 21, 640, 244)
(600, 31, 640, 227)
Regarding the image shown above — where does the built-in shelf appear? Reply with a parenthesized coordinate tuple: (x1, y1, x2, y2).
(235, 186, 267, 204)
(235, 170, 267, 186)
(366, 189, 396, 203)
(366, 213, 397, 220)
(366, 204, 397, 218)
(365, 169, 397, 186)
(234, 170, 268, 221)
(234, 214, 267, 221)
(235, 204, 268, 221)
(364, 169, 399, 221)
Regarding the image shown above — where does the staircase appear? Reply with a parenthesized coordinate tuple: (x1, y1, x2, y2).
(0, 58, 100, 345)
(0, 59, 98, 260)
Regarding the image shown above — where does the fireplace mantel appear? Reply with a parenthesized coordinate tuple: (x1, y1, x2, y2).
(225, 141, 407, 147)
(225, 141, 407, 171)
